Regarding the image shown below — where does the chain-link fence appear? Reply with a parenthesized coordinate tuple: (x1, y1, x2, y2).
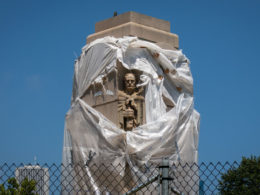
(0, 161, 239, 195)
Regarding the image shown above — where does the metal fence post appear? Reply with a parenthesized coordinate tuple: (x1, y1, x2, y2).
(160, 158, 169, 195)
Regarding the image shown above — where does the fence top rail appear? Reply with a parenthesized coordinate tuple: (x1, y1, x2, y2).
(0, 161, 240, 167)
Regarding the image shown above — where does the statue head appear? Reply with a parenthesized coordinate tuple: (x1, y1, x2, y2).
(124, 73, 136, 94)
(125, 117, 134, 131)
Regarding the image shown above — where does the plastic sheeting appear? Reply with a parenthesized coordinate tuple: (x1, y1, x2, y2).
(62, 36, 200, 194)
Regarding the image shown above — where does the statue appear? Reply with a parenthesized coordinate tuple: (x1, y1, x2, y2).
(118, 73, 145, 131)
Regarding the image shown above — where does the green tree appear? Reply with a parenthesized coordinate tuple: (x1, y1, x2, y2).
(0, 177, 38, 195)
(218, 156, 260, 195)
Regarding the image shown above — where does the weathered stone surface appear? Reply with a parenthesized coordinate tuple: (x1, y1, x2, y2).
(82, 61, 145, 129)
(81, 69, 119, 124)
(95, 11, 170, 33)
(87, 11, 179, 50)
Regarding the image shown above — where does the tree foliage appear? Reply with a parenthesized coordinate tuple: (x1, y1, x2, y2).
(0, 177, 38, 195)
(218, 156, 260, 195)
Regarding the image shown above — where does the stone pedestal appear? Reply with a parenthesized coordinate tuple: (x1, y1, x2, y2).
(87, 11, 179, 50)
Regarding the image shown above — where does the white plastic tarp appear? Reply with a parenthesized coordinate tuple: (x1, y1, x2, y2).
(62, 36, 200, 194)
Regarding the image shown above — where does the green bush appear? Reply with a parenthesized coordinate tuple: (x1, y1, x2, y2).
(218, 156, 260, 195)
(0, 177, 38, 195)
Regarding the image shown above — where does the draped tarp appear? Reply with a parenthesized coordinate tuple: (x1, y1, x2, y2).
(62, 36, 200, 194)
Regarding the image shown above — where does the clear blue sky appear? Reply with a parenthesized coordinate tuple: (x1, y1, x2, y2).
(1, 0, 260, 164)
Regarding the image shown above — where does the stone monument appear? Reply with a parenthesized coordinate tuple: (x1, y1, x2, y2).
(62, 11, 200, 195)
